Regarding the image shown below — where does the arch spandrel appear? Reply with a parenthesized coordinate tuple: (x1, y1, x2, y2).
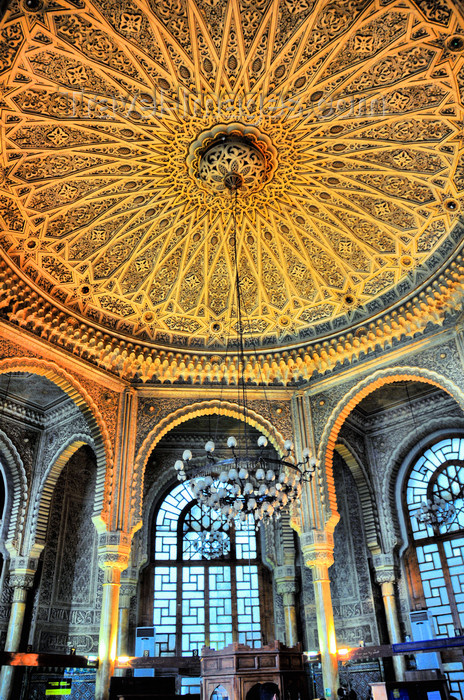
(131, 399, 290, 535)
(0, 358, 113, 527)
(29, 435, 96, 555)
(314, 366, 464, 532)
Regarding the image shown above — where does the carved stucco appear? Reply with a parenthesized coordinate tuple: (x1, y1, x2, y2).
(1, 0, 464, 381)
(131, 396, 292, 531)
(30, 446, 101, 654)
(0, 345, 119, 527)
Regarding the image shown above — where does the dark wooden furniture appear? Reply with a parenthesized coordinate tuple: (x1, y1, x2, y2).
(201, 642, 310, 700)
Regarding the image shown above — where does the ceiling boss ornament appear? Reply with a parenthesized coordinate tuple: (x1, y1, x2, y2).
(187, 124, 278, 196)
(1, 0, 464, 357)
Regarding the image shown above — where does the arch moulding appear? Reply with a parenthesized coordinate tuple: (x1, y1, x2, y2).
(388, 419, 464, 554)
(0, 358, 112, 524)
(334, 439, 382, 555)
(0, 428, 28, 556)
(318, 366, 464, 531)
(131, 399, 288, 529)
(30, 434, 96, 555)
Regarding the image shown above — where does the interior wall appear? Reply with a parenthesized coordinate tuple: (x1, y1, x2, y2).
(29, 445, 101, 654)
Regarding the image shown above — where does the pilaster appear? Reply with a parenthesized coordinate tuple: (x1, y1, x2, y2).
(274, 565, 298, 647)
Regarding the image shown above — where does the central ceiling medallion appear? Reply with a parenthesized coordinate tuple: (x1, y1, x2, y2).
(188, 123, 278, 196)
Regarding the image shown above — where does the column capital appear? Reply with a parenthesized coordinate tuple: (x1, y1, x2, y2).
(372, 553, 397, 585)
(274, 565, 298, 596)
(8, 556, 40, 590)
(97, 531, 132, 575)
(300, 529, 334, 569)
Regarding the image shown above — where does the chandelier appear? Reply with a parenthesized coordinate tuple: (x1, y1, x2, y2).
(414, 495, 457, 528)
(175, 131, 316, 526)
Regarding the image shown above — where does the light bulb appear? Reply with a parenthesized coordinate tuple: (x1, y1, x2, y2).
(227, 436, 237, 448)
(266, 470, 275, 481)
(182, 449, 192, 461)
(204, 475, 213, 486)
(205, 440, 215, 453)
(284, 439, 293, 452)
(257, 435, 268, 448)
(174, 460, 184, 471)
(219, 471, 228, 483)
(228, 468, 238, 480)
(302, 447, 311, 459)
(256, 468, 265, 480)
(238, 468, 248, 479)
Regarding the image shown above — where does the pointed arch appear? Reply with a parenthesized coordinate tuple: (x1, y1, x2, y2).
(29, 434, 96, 553)
(335, 440, 382, 555)
(391, 420, 464, 554)
(0, 429, 27, 556)
(318, 366, 464, 531)
(0, 358, 112, 520)
(131, 399, 287, 532)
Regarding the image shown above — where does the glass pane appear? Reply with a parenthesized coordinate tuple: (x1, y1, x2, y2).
(235, 515, 257, 560)
(237, 565, 261, 647)
(416, 544, 454, 637)
(407, 439, 464, 540)
(182, 567, 205, 654)
(183, 503, 231, 561)
(154, 567, 177, 655)
(209, 566, 233, 650)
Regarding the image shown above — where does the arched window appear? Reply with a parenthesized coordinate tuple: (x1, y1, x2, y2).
(405, 436, 464, 699)
(153, 480, 265, 660)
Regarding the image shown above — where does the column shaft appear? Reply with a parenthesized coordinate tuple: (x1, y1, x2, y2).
(95, 567, 122, 700)
(0, 588, 28, 700)
(381, 581, 406, 680)
(282, 592, 298, 647)
(312, 564, 339, 700)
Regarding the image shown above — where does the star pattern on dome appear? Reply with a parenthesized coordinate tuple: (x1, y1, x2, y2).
(1, 0, 464, 349)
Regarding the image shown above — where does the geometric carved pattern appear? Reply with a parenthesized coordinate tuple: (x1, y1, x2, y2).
(153, 480, 262, 655)
(1, 1, 464, 350)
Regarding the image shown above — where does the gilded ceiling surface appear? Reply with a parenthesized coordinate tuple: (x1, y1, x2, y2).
(1, 0, 464, 352)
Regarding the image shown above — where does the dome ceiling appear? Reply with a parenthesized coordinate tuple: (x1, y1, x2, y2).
(1, 0, 464, 352)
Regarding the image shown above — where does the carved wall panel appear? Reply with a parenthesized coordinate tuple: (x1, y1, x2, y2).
(30, 446, 100, 654)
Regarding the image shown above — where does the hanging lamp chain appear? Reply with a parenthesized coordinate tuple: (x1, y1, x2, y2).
(174, 166, 318, 525)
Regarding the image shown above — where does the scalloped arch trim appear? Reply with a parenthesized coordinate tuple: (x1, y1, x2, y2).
(31, 435, 96, 551)
(0, 429, 28, 555)
(319, 367, 464, 531)
(0, 358, 111, 521)
(131, 399, 287, 530)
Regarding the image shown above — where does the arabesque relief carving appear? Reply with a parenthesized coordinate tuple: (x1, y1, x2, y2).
(0, 0, 463, 359)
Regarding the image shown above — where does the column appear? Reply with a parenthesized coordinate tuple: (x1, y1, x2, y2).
(301, 532, 339, 700)
(0, 557, 38, 700)
(274, 565, 298, 647)
(117, 572, 138, 664)
(95, 533, 131, 700)
(373, 554, 406, 681)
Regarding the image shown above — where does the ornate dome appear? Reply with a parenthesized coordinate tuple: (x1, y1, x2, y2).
(1, 0, 464, 355)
